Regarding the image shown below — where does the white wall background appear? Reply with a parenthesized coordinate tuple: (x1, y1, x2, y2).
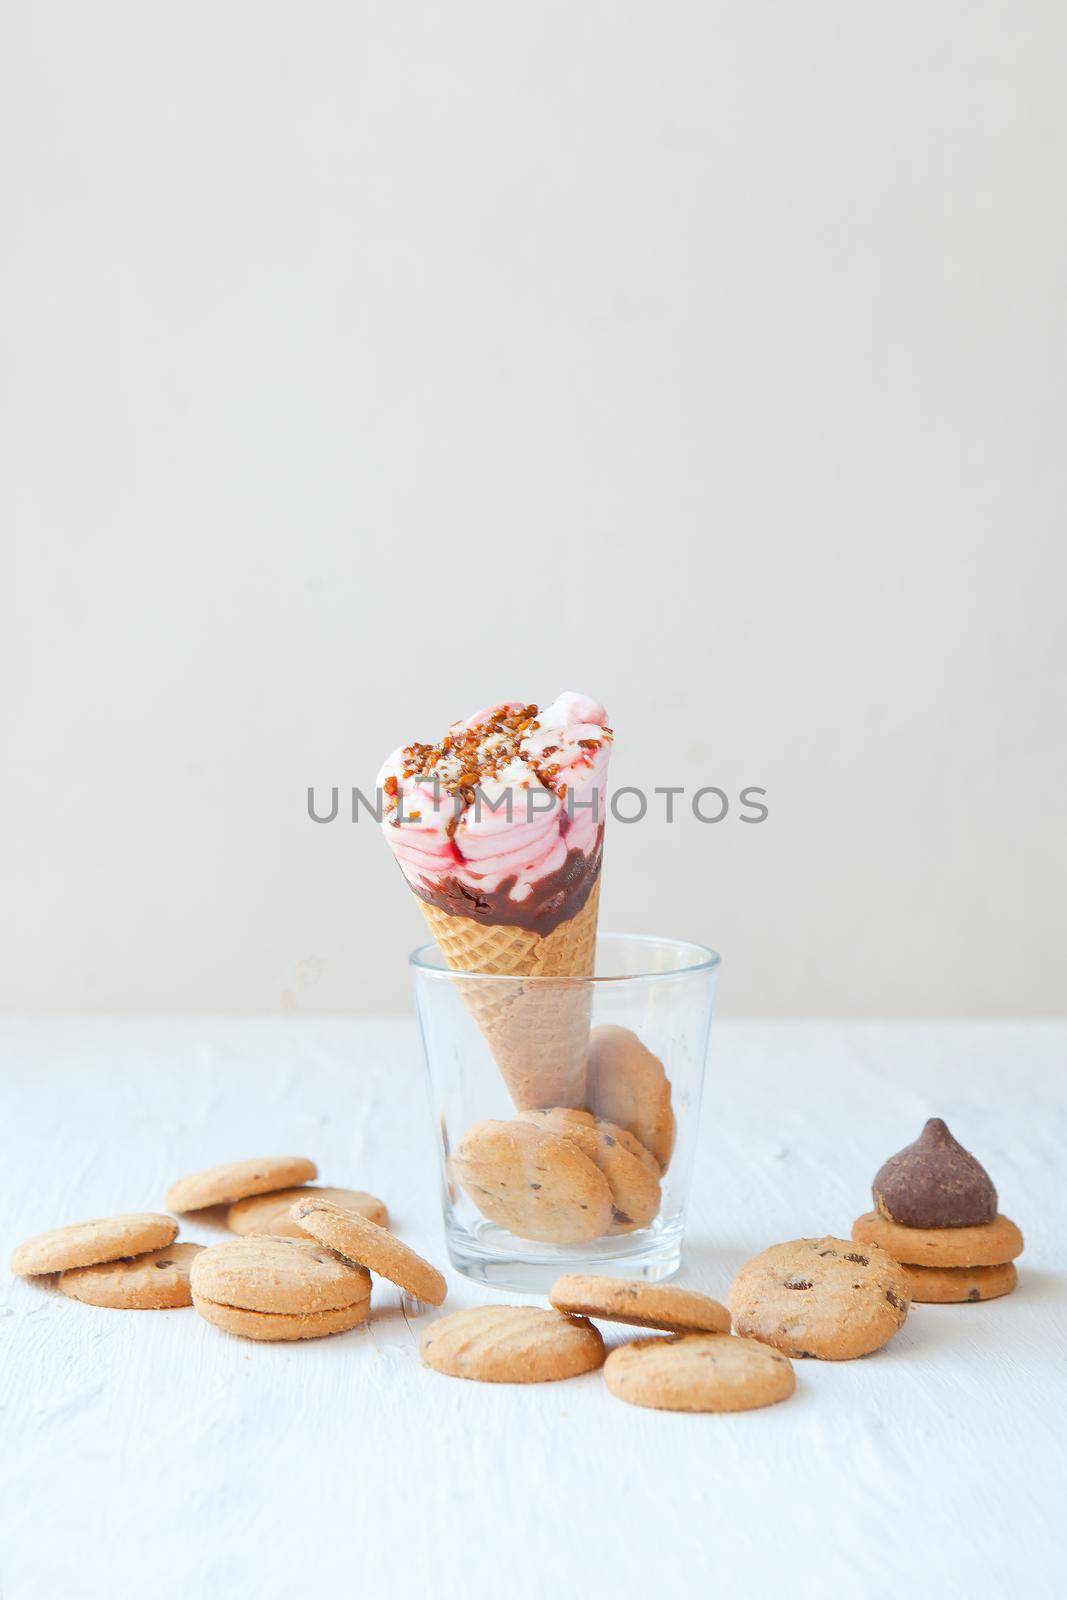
(3, 1, 1065, 1018)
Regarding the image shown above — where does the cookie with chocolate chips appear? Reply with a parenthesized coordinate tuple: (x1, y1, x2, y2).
(517, 1108, 661, 1233)
(291, 1197, 446, 1306)
(903, 1260, 1018, 1304)
(166, 1155, 317, 1214)
(550, 1273, 731, 1334)
(728, 1236, 911, 1360)
(604, 1333, 795, 1413)
(852, 1210, 1023, 1268)
(452, 1119, 613, 1244)
(420, 1305, 605, 1384)
(190, 1236, 371, 1342)
(59, 1242, 203, 1309)
(11, 1213, 179, 1276)
(228, 1186, 388, 1238)
(586, 1026, 676, 1171)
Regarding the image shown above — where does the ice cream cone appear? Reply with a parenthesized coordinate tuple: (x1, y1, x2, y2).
(418, 877, 600, 1109)
(377, 692, 612, 1109)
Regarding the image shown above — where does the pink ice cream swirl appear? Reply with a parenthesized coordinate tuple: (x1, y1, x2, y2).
(376, 691, 612, 933)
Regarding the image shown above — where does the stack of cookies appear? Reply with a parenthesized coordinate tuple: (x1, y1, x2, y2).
(170, 1157, 444, 1340)
(11, 1153, 447, 1343)
(11, 1213, 201, 1311)
(452, 1025, 674, 1244)
(165, 1154, 323, 1217)
(164, 1154, 390, 1238)
(190, 1196, 446, 1341)
(851, 1119, 1024, 1303)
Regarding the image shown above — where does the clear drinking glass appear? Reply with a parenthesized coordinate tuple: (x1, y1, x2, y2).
(411, 933, 720, 1292)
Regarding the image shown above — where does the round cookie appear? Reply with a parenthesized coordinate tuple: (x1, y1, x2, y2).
(519, 1108, 660, 1176)
(420, 1306, 605, 1383)
(549, 1274, 731, 1334)
(729, 1236, 911, 1360)
(190, 1236, 371, 1315)
(517, 1106, 660, 1173)
(903, 1260, 1018, 1304)
(59, 1242, 204, 1309)
(194, 1297, 369, 1342)
(851, 1210, 1024, 1268)
(611, 1129, 661, 1177)
(605, 1333, 796, 1413)
(291, 1198, 446, 1306)
(166, 1156, 317, 1213)
(11, 1213, 179, 1277)
(451, 1119, 613, 1245)
(586, 1025, 675, 1170)
(228, 1186, 388, 1238)
(518, 1109, 661, 1233)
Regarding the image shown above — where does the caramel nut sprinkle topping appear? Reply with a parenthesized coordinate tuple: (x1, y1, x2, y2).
(384, 701, 609, 819)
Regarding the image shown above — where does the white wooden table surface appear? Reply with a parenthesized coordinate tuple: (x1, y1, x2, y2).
(2, 1019, 1064, 1600)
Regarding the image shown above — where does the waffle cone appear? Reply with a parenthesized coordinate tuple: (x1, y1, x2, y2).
(417, 877, 600, 1109)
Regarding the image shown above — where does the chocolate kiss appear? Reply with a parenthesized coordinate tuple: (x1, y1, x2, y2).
(872, 1117, 998, 1229)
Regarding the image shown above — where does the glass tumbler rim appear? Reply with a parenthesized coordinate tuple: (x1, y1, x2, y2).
(409, 930, 721, 986)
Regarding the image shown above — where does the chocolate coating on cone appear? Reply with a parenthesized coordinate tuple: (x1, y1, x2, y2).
(873, 1118, 997, 1229)
(409, 826, 603, 935)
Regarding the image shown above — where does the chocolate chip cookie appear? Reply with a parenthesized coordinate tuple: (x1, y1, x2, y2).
(586, 1025, 675, 1170)
(605, 1333, 795, 1412)
(228, 1186, 388, 1238)
(420, 1306, 605, 1383)
(518, 1108, 661, 1232)
(191, 1235, 371, 1341)
(59, 1242, 204, 1309)
(291, 1197, 446, 1306)
(550, 1274, 731, 1334)
(729, 1236, 911, 1360)
(452, 1119, 613, 1244)
(851, 1210, 1024, 1268)
(11, 1213, 179, 1276)
(166, 1156, 317, 1213)
(903, 1260, 1018, 1303)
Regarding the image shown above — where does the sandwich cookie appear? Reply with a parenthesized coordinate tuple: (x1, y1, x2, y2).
(191, 1236, 370, 1341)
